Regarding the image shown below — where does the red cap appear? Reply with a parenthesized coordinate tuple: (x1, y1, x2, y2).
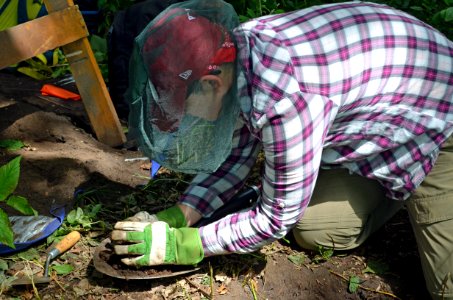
(142, 8, 236, 132)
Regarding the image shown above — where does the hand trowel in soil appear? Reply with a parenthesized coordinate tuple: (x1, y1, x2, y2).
(11, 231, 81, 286)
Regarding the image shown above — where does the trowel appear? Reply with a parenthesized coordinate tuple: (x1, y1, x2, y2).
(93, 185, 260, 279)
(11, 231, 81, 286)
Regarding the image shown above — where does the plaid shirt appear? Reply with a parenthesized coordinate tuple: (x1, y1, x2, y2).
(180, 2, 453, 256)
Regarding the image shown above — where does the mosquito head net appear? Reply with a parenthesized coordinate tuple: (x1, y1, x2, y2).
(127, 0, 241, 173)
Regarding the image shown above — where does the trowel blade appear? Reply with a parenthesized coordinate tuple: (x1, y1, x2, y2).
(11, 276, 51, 286)
(93, 238, 200, 280)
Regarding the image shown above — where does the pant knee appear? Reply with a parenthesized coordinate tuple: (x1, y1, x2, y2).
(292, 223, 364, 251)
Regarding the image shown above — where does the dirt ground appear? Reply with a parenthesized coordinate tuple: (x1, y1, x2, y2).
(0, 71, 431, 299)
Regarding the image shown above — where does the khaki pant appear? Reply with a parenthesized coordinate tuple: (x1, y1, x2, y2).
(292, 137, 453, 300)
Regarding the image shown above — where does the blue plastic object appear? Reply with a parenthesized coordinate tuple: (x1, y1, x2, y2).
(0, 206, 66, 255)
(151, 160, 161, 178)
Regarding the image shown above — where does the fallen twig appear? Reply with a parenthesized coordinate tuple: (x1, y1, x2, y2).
(184, 276, 212, 299)
(329, 270, 401, 299)
(209, 263, 214, 299)
(51, 272, 66, 292)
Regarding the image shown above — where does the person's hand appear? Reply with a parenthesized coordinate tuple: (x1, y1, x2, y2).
(111, 221, 204, 266)
(124, 205, 187, 228)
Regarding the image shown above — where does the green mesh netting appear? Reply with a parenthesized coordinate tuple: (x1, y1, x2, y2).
(126, 0, 241, 174)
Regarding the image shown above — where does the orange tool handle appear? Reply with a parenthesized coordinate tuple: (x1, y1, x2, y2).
(49, 231, 81, 259)
(41, 84, 81, 101)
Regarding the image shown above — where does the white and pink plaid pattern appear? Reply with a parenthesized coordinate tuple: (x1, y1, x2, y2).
(180, 2, 453, 256)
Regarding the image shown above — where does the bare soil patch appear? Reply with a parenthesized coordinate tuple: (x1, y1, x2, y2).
(0, 72, 429, 299)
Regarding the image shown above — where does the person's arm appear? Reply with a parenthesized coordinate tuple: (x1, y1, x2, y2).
(111, 119, 260, 267)
(198, 91, 336, 256)
(188, 25, 338, 256)
(178, 118, 262, 222)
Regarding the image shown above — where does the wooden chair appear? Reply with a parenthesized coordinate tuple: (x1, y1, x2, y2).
(0, 0, 126, 147)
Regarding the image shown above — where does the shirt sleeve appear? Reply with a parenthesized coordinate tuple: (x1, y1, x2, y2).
(183, 24, 338, 256)
(197, 91, 336, 256)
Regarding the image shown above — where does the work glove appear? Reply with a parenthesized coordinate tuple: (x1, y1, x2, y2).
(125, 205, 187, 228)
(111, 221, 204, 266)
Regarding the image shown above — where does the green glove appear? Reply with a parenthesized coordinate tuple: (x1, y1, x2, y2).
(111, 221, 204, 266)
(125, 205, 187, 228)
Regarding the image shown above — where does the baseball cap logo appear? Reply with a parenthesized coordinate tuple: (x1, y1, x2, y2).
(179, 70, 193, 80)
(185, 9, 196, 21)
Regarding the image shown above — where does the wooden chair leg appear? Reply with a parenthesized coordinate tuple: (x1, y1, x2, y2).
(44, 0, 126, 147)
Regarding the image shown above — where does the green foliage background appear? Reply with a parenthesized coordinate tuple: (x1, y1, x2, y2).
(96, 0, 453, 47)
(91, 0, 453, 80)
(228, 0, 453, 40)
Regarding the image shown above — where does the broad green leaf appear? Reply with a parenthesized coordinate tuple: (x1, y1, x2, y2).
(317, 245, 334, 260)
(80, 219, 92, 229)
(66, 207, 84, 225)
(348, 275, 361, 293)
(86, 203, 102, 218)
(89, 34, 107, 53)
(16, 67, 48, 80)
(0, 259, 8, 271)
(6, 195, 38, 216)
(52, 264, 74, 275)
(0, 209, 14, 248)
(288, 254, 305, 266)
(362, 260, 390, 275)
(34, 53, 48, 65)
(52, 48, 59, 66)
(0, 156, 21, 201)
(0, 139, 25, 151)
(98, 0, 106, 8)
(442, 7, 453, 22)
(51, 66, 70, 79)
(25, 57, 52, 72)
(17, 248, 39, 261)
(433, 7, 453, 23)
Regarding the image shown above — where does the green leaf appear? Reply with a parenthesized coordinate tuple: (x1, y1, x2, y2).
(52, 48, 60, 66)
(442, 7, 453, 22)
(6, 195, 38, 216)
(51, 264, 74, 275)
(16, 66, 49, 80)
(66, 207, 84, 225)
(16, 248, 39, 261)
(409, 6, 423, 11)
(0, 273, 17, 292)
(288, 253, 305, 266)
(362, 260, 390, 275)
(0, 259, 8, 271)
(0, 139, 25, 151)
(0, 209, 14, 248)
(433, 7, 453, 23)
(86, 203, 102, 218)
(318, 245, 334, 260)
(89, 34, 107, 54)
(348, 275, 361, 293)
(25, 57, 52, 72)
(34, 53, 48, 65)
(97, 0, 107, 8)
(0, 156, 21, 201)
